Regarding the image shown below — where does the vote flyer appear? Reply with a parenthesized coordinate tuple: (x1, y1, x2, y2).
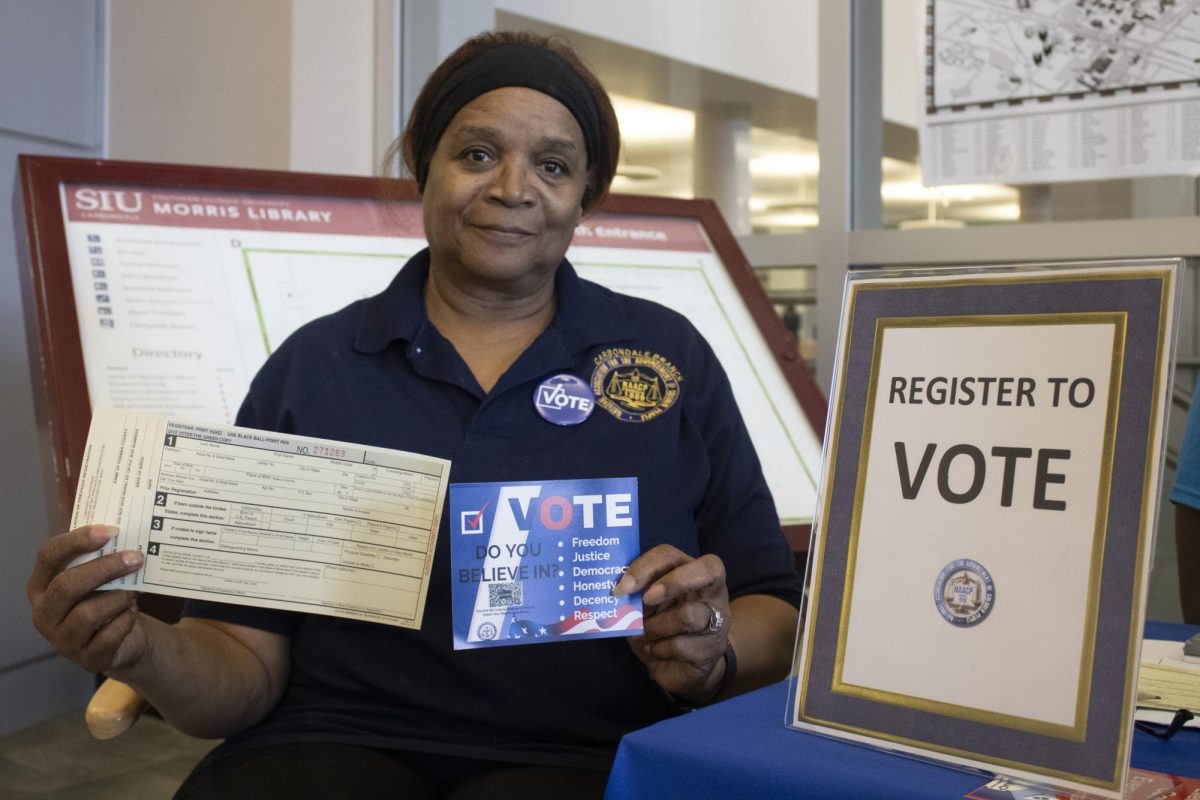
(449, 478, 642, 650)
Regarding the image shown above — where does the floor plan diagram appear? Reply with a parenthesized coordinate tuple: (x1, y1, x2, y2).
(931, 0, 1200, 110)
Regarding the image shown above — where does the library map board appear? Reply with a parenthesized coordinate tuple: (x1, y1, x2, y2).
(18, 155, 826, 551)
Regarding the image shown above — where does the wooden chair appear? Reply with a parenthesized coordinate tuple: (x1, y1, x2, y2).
(85, 595, 179, 738)
(86, 678, 148, 739)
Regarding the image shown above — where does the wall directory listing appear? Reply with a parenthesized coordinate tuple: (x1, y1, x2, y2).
(922, 0, 1200, 186)
(70, 407, 451, 628)
(60, 182, 422, 423)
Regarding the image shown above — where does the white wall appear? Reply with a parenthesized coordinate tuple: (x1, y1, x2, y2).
(497, 0, 819, 97)
(107, 0, 404, 177)
(498, 0, 922, 127)
(106, 0, 923, 174)
(882, 0, 923, 128)
(290, 0, 376, 175)
(108, 0, 293, 170)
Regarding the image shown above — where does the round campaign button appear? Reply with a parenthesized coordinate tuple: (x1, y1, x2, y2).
(934, 558, 995, 627)
(533, 374, 595, 426)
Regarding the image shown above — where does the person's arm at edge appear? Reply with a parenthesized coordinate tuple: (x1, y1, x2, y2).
(29, 524, 291, 740)
(1175, 503, 1200, 625)
(89, 344, 291, 737)
(725, 594, 798, 698)
(110, 615, 290, 739)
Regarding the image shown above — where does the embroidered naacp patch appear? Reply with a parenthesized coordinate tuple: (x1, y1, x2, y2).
(590, 348, 682, 423)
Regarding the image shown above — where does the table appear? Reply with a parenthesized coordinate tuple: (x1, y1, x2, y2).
(605, 621, 1199, 799)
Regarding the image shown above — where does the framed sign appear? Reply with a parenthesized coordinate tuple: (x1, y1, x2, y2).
(18, 155, 825, 551)
(790, 262, 1179, 798)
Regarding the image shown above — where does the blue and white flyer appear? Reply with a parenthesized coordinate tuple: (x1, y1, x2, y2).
(450, 478, 642, 650)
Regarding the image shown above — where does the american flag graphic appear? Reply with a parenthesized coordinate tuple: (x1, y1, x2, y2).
(506, 604, 643, 640)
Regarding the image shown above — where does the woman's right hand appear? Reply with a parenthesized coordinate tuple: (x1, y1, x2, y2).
(27, 524, 147, 675)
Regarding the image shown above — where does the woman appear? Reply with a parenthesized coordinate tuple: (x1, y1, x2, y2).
(27, 31, 801, 798)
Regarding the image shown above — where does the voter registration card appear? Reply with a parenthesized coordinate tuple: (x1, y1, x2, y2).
(70, 407, 450, 628)
(449, 478, 642, 649)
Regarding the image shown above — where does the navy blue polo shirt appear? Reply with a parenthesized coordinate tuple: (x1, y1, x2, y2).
(184, 249, 802, 770)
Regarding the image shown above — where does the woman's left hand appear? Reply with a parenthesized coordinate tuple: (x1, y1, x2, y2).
(613, 544, 731, 704)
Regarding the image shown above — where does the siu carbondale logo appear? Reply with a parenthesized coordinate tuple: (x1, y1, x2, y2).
(934, 559, 995, 627)
(590, 348, 681, 423)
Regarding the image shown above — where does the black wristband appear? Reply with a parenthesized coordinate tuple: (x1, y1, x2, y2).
(666, 642, 737, 710)
(715, 641, 737, 697)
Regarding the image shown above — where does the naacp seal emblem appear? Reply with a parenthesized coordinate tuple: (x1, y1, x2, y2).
(934, 559, 994, 627)
(591, 348, 682, 423)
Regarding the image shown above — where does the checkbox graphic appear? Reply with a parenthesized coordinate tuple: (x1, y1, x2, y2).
(460, 500, 490, 535)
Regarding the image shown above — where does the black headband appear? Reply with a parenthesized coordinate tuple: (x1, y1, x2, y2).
(412, 41, 602, 191)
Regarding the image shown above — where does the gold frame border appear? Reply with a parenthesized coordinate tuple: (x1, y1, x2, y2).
(831, 311, 1126, 742)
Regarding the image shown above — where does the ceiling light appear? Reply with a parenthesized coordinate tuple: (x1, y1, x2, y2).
(753, 210, 819, 228)
(615, 164, 664, 181)
(881, 181, 1017, 203)
(611, 95, 694, 144)
(750, 153, 820, 177)
(961, 202, 1021, 222)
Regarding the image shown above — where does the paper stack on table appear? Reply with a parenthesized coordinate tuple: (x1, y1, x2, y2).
(1136, 639, 1200, 727)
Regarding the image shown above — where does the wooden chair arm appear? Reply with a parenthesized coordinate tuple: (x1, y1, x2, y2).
(85, 678, 149, 739)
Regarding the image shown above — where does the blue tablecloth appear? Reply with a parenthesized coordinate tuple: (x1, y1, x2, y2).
(605, 621, 1199, 800)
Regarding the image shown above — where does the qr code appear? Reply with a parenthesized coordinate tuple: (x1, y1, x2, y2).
(488, 582, 523, 608)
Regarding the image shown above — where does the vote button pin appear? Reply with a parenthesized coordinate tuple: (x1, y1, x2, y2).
(534, 374, 595, 426)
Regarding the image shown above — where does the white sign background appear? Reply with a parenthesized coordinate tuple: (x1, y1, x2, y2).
(839, 321, 1117, 727)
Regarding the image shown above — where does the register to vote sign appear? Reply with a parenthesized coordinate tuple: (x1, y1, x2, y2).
(449, 478, 642, 649)
(794, 264, 1178, 799)
(839, 318, 1120, 726)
